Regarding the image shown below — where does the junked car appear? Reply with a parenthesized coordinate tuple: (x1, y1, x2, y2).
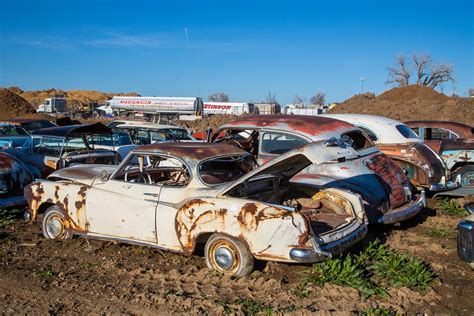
(210, 115, 425, 225)
(5, 123, 121, 178)
(323, 114, 458, 192)
(24, 142, 368, 277)
(406, 121, 474, 187)
(112, 122, 196, 145)
(0, 152, 34, 208)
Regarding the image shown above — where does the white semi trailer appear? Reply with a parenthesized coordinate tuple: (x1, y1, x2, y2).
(203, 102, 255, 116)
(106, 96, 203, 118)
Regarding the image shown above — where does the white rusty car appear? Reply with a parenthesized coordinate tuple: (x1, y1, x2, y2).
(24, 142, 368, 276)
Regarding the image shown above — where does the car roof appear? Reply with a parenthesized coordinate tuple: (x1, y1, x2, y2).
(219, 115, 356, 139)
(2, 118, 51, 124)
(405, 120, 474, 138)
(322, 114, 421, 144)
(132, 142, 248, 160)
(117, 123, 185, 129)
(31, 122, 111, 137)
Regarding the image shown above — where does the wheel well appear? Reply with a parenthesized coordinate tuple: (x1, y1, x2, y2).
(192, 232, 214, 255)
(36, 202, 55, 218)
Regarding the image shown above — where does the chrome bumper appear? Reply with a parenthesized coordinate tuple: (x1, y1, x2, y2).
(289, 221, 368, 263)
(429, 179, 459, 192)
(377, 191, 426, 224)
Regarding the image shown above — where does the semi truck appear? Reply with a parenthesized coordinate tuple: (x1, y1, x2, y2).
(37, 97, 69, 114)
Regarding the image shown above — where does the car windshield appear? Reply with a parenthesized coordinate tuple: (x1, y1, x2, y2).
(87, 132, 133, 147)
(199, 155, 257, 185)
(0, 137, 30, 149)
(396, 125, 419, 139)
(0, 125, 28, 136)
(63, 137, 87, 153)
(164, 128, 195, 141)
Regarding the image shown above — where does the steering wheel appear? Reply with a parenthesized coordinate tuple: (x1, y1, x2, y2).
(215, 136, 244, 149)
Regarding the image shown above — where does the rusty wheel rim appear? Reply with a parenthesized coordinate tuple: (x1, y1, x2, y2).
(209, 240, 240, 274)
(46, 214, 66, 239)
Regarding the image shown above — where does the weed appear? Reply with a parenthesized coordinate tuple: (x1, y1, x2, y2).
(32, 269, 54, 278)
(440, 198, 468, 216)
(426, 228, 452, 238)
(298, 240, 435, 299)
(360, 306, 397, 316)
(0, 208, 22, 228)
(234, 298, 274, 316)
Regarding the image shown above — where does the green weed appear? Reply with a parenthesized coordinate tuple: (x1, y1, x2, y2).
(360, 306, 397, 316)
(234, 298, 274, 316)
(32, 269, 54, 278)
(0, 208, 22, 228)
(440, 198, 468, 216)
(426, 228, 452, 238)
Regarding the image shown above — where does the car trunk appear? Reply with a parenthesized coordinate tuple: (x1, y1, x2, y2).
(364, 153, 413, 209)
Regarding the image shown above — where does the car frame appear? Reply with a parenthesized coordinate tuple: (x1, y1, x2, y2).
(24, 141, 369, 277)
(210, 115, 425, 225)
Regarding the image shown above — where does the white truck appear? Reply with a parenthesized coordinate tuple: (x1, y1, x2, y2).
(106, 96, 203, 118)
(203, 102, 255, 116)
(37, 97, 69, 114)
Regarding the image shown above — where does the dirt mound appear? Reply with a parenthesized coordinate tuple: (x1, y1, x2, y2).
(8, 87, 140, 112)
(0, 88, 36, 120)
(177, 115, 238, 133)
(329, 85, 474, 125)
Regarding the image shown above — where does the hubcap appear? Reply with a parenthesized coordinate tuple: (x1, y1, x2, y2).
(47, 217, 64, 239)
(214, 246, 234, 270)
(461, 171, 474, 187)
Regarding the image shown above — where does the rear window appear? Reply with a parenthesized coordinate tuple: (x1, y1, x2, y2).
(261, 132, 307, 154)
(199, 155, 256, 185)
(341, 131, 374, 151)
(396, 125, 419, 139)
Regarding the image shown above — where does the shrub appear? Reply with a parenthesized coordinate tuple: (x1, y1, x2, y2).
(440, 198, 468, 216)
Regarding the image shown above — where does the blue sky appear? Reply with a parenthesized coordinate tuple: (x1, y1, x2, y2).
(1, 0, 472, 104)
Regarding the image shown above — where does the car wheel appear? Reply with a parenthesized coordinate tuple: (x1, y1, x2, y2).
(42, 206, 72, 240)
(204, 233, 254, 277)
(453, 165, 474, 187)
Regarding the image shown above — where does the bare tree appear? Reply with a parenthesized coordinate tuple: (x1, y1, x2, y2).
(265, 91, 278, 104)
(292, 95, 305, 107)
(208, 92, 229, 102)
(386, 55, 411, 87)
(386, 54, 454, 88)
(310, 92, 326, 106)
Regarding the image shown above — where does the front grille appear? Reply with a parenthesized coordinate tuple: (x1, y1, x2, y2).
(457, 220, 474, 262)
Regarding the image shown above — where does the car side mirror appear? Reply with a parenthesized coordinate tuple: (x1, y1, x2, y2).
(99, 170, 109, 182)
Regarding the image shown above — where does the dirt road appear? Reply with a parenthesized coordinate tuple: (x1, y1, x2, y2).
(1, 198, 472, 314)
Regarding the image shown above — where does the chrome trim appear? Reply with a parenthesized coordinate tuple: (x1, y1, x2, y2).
(289, 222, 368, 263)
(377, 191, 426, 224)
(429, 180, 459, 192)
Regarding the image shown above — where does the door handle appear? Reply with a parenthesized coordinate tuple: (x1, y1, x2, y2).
(143, 192, 159, 197)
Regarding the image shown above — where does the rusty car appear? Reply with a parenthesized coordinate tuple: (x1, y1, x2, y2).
(210, 115, 425, 225)
(0, 152, 34, 208)
(406, 121, 474, 187)
(24, 141, 369, 277)
(4, 122, 121, 179)
(323, 114, 458, 192)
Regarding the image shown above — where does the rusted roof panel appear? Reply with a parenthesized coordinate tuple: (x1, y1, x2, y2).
(133, 142, 248, 160)
(221, 115, 354, 137)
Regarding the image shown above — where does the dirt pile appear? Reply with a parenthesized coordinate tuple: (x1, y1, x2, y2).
(177, 114, 237, 133)
(0, 88, 36, 120)
(7, 87, 140, 111)
(329, 85, 474, 125)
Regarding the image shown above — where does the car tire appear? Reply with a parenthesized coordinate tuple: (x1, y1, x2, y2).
(453, 165, 474, 187)
(42, 206, 73, 240)
(204, 233, 254, 277)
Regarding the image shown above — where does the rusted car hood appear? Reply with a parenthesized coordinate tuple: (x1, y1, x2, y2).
(47, 164, 117, 186)
(220, 140, 358, 196)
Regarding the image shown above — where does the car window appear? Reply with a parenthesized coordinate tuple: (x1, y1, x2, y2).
(261, 132, 307, 155)
(33, 137, 63, 157)
(341, 131, 375, 151)
(358, 126, 378, 141)
(165, 128, 194, 141)
(199, 155, 256, 185)
(21, 120, 56, 131)
(63, 137, 87, 153)
(0, 125, 28, 136)
(425, 127, 458, 141)
(114, 153, 190, 186)
(396, 125, 419, 139)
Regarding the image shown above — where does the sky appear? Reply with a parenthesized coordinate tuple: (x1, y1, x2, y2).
(0, 0, 473, 104)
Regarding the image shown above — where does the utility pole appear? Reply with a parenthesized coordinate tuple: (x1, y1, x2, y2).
(360, 77, 366, 94)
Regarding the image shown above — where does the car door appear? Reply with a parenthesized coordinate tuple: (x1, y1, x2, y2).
(17, 136, 62, 177)
(85, 153, 160, 243)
